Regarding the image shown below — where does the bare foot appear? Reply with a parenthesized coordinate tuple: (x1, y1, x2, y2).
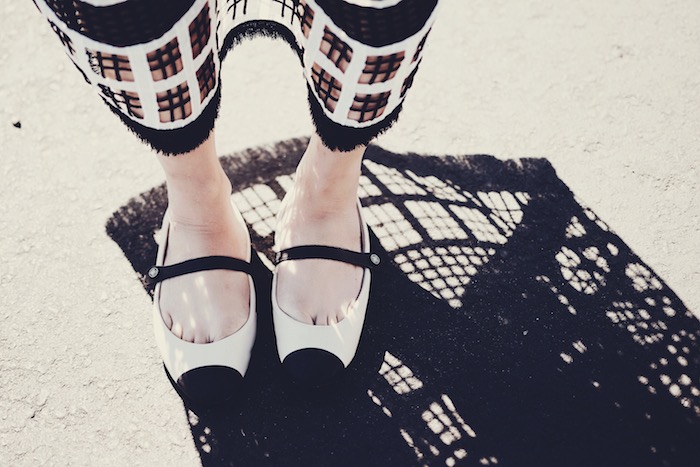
(157, 143, 251, 344)
(159, 200, 251, 343)
(274, 135, 365, 325)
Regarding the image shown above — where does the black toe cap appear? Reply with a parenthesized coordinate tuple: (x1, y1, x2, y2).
(282, 348, 345, 387)
(174, 365, 244, 406)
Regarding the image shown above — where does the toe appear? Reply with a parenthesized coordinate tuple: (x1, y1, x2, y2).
(170, 320, 184, 340)
(161, 310, 173, 329)
(180, 326, 195, 343)
(193, 329, 211, 344)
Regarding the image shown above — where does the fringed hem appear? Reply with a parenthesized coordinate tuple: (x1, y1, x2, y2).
(106, 82, 221, 156)
(103, 19, 404, 155)
(307, 84, 404, 151)
(220, 20, 303, 62)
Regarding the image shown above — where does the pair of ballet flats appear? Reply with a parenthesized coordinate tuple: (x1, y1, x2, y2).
(149, 201, 379, 405)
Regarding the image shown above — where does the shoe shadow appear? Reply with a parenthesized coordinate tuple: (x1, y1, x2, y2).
(106, 138, 700, 466)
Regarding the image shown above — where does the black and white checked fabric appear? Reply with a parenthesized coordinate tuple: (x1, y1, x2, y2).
(35, 0, 441, 152)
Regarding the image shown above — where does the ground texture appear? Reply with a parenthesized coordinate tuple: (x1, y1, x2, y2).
(1, 1, 699, 465)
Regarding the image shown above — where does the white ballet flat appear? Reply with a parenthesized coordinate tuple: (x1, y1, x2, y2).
(271, 201, 380, 385)
(150, 210, 257, 404)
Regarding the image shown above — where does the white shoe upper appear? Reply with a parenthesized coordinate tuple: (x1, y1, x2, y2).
(272, 202, 373, 368)
(151, 211, 257, 382)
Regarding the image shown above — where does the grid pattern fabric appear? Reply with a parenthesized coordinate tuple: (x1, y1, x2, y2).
(87, 49, 134, 81)
(189, 2, 212, 59)
(320, 26, 353, 72)
(34, 0, 441, 151)
(311, 62, 343, 112)
(97, 84, 144, 119)
(348, 92, 392, 123)
(156, 83, 192, 123)
(298, 1, 314, 38)
(48, 19, 75, 54)
(196, 52, 217, 103)
(315, 0, 439, 47)
(360, 52, 405, 84)
(42, 0, 197, 47)
(147, 38, 184, 81)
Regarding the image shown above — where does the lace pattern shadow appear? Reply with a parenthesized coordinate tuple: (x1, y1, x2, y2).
(106, 138, 700, 466)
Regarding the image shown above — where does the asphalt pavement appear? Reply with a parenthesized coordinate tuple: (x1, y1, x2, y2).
(1, 1, 698, 464)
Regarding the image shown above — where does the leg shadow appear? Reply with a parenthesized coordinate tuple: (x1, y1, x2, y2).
(106, 138, 700, 466)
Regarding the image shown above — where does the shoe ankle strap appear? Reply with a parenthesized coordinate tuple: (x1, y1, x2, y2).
(274, 245, 381, 269)
(148, 254, 254, 284)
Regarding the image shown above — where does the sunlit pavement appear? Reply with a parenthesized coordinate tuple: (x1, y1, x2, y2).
(1, 1, 698, 464)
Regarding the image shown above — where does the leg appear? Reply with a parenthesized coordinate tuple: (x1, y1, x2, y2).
(157, 131, 251, 343)
(275, 133, 365, 325)
(272, 0, 441, 377)
(33, 0, 254, 401)
(279, 0, 442, 318)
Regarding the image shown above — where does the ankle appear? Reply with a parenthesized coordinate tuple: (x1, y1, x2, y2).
(166, 165, 231, 195)
(282, 182, 358, 223)
(291, 137, 365, 208)
(166, 171, 234, 227)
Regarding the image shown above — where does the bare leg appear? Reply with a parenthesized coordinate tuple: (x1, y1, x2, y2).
(157, 132, 251, 343)
(275, 133, 365, 325)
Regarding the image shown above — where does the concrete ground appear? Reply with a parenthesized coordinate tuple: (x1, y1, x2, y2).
(1, 0, 698, 464)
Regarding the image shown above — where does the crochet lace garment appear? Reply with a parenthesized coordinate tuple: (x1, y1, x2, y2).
(33, 0, 441, 153)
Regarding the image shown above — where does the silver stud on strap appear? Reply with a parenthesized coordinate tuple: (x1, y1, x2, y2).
(148, 267, 159, 279)
(370, 254, 381, 265)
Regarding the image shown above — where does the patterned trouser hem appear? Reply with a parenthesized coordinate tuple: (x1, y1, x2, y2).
(34, 0, 440, 154)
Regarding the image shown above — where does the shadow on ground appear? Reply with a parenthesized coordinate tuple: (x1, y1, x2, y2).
(106, 138, 700, 466)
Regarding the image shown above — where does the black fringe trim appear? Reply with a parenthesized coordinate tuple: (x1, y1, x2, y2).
(106, 81, 221, 156)
(44, 0, 196, 48)
(315, 0, 438, 47)
(219, 20, 303, 63)
(306, 84, 404, 151)
(103, 20, 403, 154)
